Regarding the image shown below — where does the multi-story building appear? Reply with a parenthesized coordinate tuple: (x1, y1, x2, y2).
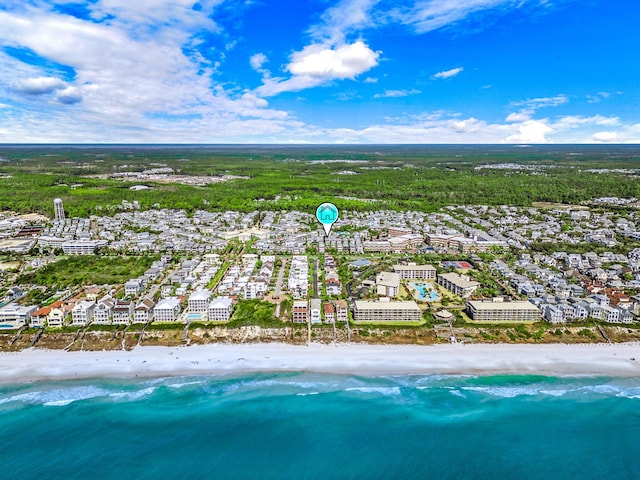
(376, 272, 400, 298)
(154, 297, 182, 322)
(292, 300, 308, 323)
(93, 296, 115, 324)
(208, 297, 233, 322)
(112, 300, 133, 324)
(437, 272, 480, 298)
(392, 264, 437, 280)
(310, 298, 322, 324)
(189, 290, 212, 314)
(353, 300, 422, 322)
(335, 300, 349, 322)
(324, 303, 335, 323)
(466, 299, 541, 322)
(0, 303, 37, 329)
(134, 298, 155, 324)
(71, 300, 96, 326)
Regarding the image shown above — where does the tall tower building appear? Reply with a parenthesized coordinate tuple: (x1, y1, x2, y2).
(54, 198, 65, 222)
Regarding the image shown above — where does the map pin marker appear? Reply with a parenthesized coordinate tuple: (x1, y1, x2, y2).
(316, 202, 339, 237)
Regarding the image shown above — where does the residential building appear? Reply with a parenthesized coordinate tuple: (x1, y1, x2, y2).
(324, 303, 335, 323)
(466, 299, 541, 322)
(292, 300, 308, 323)
(134, 298, 155, 324)
(310, 298, 322, 324)
(72, 300, 96, 326)
(353, 300, 422, 322)
(0, 303, 37, 329)
(392, 264, 437, 280)
(154, 297, 182, 322)
(112, 300, 133, 324)
(93, 296, 115, 324)
(437, 272, 480, 298)
(189, 290, 212, 314)
(376, 272, 400, 298)
(208, 297, 233, 322)
(335, 300, 349, 322)
(124, 278, 143, 297)
(62, 240, 108, 255)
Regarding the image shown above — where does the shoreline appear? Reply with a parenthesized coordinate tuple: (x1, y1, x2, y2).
(2, 342, 640, 384)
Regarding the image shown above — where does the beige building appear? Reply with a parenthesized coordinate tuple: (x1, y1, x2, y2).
(437, 272, 480, 298)
(466, 299, 541, 322)
(353, 300, 422, 322)
(392, 264, 437, 280)
(376, 272, 400, 298)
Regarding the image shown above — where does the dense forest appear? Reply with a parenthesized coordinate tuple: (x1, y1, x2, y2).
(1, 145, 639, 217)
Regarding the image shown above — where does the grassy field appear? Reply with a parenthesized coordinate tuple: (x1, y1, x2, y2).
(18, 255, 157, 289)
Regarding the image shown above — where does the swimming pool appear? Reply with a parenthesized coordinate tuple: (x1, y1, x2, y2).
(411, 282, 438, 301)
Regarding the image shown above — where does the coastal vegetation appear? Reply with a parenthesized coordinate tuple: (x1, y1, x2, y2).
(1, 145, 640, 218)
(17, 255, 156, 289)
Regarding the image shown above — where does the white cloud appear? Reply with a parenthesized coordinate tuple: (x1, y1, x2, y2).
(505, 120, 553, 143)
(587, 91, 612, 103)
(390, 0, 522, 34)
(54, 86, 83, 105)
(433, 67, 463, 79)
(592, 131, 618, 143)
(12, 76, 67, 95)
(552, 115, 620, 130)
(363, 76, 378, 83)
(257, 41, 380, 97)
(505, 112, 531, 122)
(250, 53, 268, 71)
(374, 88, 420, 98)
(308, 0, 381, 44)
(511, 94, 569, 113)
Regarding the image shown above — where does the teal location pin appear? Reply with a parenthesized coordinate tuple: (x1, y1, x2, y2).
(316, 202, 339, 236)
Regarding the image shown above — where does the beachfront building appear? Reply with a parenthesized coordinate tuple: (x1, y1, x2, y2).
(0, 303, 37, 329)
(324, 303, 335, 324)
(208, 297, 233, 322)
(93, 296, 115, 324)
(112, 300, 133, 324)
(335, 300, 349, 322)
(189, 290, 212, 315)
(134, 298, 155, 324)
(466, 299, 541, 322)
(392, 264, 437, 280)
(154, 297, 182, 322)
(437, 272, 480, 298)
(353, 300, 422, 322)
(310, 298, 322, 324)
(376, 272, 400, 298)
(72, 300, 95, 326)
(292, 300, 308, 323)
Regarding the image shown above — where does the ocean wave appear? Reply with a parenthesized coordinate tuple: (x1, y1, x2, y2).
(344, 386, 402, 396)
(0, 385, 112, 407)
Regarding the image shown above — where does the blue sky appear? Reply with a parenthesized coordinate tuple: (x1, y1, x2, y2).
(0, 0, 637, 143)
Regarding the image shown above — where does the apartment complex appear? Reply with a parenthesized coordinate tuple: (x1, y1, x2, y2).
(437, 272, 480, 298)
(466, 299, 541, 322)
(353, 300, 422, 322)
(392, 264, 437, 280)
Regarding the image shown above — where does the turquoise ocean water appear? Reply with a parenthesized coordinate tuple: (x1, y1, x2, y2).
(1, 373, 639, 479)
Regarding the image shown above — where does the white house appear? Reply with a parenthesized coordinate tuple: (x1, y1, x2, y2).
(154, 297, 182, 322)
(72, 300, 96, 326)
(208, 297, 233, 322)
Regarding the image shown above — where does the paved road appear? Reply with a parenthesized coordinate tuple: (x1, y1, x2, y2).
(274, 257, 287, 299)
(312, 257, 319, 298)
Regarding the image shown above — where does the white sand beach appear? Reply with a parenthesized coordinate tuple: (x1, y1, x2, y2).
(2, 342, 640, 384)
